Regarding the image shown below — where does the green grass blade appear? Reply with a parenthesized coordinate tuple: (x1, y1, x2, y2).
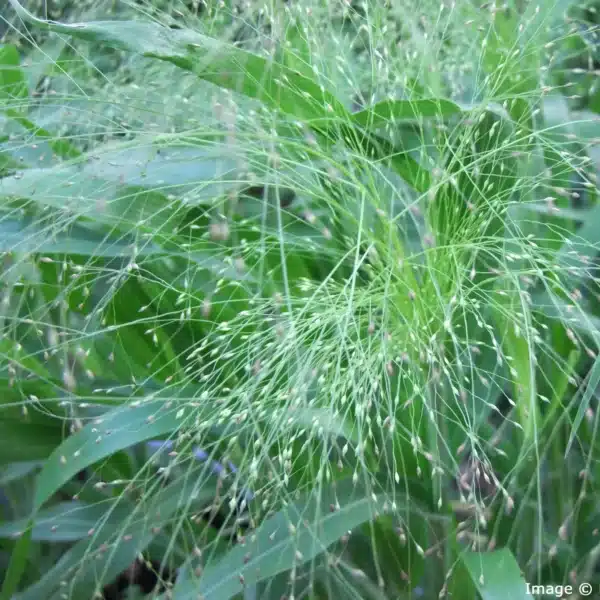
(4, 109, 81, 159)
(565, 354, 600, 456)
(352, 98, 462, 128)
(0, 420, 64, 465)
(460, 548, 531, 599)
(493, 290, 539, 444)
(280, 22, 313, 80)
(0, 142, 239, 225)
(173, 479, 389, 600)
(0, 501, 131, 542)
(31, 400, 190, 512)
(8, 0, 348, 124)
(0, 44, 79, 159)
(0, 216, 158, 257)
(0, 462, 43, 486)
(557, 202, 600, 269)
(0, 44, 28, 107)
(6, 2, 438, 193)
(0, 528, 32, 600)
(17, 473, 218, 600)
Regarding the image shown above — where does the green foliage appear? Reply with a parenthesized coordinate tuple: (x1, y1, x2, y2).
(459, 548, 530, 600)
(174, 479, 393, 600)
(2, 0, 600, 599)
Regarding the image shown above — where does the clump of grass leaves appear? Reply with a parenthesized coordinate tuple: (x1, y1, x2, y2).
(2, 1, 600, 599)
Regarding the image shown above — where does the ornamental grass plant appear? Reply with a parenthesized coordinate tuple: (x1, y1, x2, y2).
(2, 1, 600, 599)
